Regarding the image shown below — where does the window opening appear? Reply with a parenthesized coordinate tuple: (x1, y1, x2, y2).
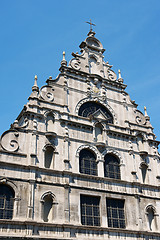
(104, 154, 120, 179)
(79, 149, 97, 176)
(0, 184, 15, 219)
(44, 147, 54, 168)
(146, 205, 156, 231)
(81, 195, 100, 226)
(43, 195, 53, 222)
(78, 102, 113, 123)
(140, 162, 148, 183)
(106, 198, 125, 228)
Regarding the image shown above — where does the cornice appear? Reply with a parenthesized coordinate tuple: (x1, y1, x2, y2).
(0, 220, 160, 237)
(58, 65, 127, 90)
(0, 161, 160, 196)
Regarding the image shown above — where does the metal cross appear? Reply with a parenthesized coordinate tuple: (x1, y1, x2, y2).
(86, 19, 96, 31)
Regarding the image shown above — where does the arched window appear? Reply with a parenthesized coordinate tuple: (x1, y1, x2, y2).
(43, 195, 53, 222)
(41, 192, 57, 222)
(79, 149, 97, 176)
(146, 205, 156, 231)
(78, 102, 113, 123)
(140, 162, 148, 183)
(104, 154, 120, 179)
(44, 146, 54, 168)
(0, 184, 15, 219)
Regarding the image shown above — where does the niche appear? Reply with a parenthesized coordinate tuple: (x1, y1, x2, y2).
(46, 112, 55, 132)
(140, 162, 148, 183)
(89, 56, 98, 74)
(137, 134, 144, 152)
(146, 205, 157, 231)
(44, 146, 54, 169)
(95, 123, 103, 142)
(43, 195, 53, 222)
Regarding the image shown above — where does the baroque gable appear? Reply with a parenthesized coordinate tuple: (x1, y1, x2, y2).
(0, 28, 160, 240)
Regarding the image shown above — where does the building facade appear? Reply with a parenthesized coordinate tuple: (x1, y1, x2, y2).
(0, 29, 160, 240)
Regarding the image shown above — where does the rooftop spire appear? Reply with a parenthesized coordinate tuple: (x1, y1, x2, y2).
(118, 69, 124, 83)
(144, 106, 148, 117)
(32, 75, 39, 92)
(61, 51, 67, 66)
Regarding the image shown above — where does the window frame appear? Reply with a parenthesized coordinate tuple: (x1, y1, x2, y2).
(104, 154, 121, 180)
(0, 184, 15, 220)
(78, 101, 113, 123)
(106, 198, 125, 229)
(80, 195, 100, 226)
(79, 149, 97, 176)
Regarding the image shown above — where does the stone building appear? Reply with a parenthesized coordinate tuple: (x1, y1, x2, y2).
(0, 29, 160, 240)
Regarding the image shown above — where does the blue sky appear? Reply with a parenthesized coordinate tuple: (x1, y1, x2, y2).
(0, 0, 160, 140)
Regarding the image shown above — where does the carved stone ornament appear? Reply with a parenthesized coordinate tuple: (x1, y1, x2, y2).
(40, 85, 54, 102)
(19, 118, 29, 129)
(135, 110, 146, 125)
(0, 130, 19, 152)
(107, 69, 117, 81)
(70, 58, 81, 70)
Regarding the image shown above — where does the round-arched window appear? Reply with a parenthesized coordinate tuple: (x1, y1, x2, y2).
(0, 184, 15, 219)
(79, 149, 97, 176)
(78, 102, 113, 123)
(104, 154, 120, 179)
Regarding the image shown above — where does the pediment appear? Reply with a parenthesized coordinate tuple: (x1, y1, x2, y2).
(90, 109, 108, 120)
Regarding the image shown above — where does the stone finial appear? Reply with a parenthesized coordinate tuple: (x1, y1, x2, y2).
(63, 51, 65, 60)
(118, 69, 123, 83)
(32, 75, 39, 92)
(144, 106, 150, 121)
(61, 51, 67, 66)
(144, 106, 148, 116)
(118, 69, 121, 78)
(12, 120, 19, 128)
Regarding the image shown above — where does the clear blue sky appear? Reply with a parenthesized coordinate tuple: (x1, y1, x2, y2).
(0, 0, 160, 140)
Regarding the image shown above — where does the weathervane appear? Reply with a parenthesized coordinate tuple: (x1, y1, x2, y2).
(86, 19, 96, 31)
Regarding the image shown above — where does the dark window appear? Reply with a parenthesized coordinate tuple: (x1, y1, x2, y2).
(0, 184, 15, 219)
(79, 149, 97, 176)
(45, 146, 54, 168)
(43, 195, 53, 222)
(106, 198, 125, 228)
(78, 102, 113, 123)
(104, 154, 120, 179)
(81, 195, 100, 226)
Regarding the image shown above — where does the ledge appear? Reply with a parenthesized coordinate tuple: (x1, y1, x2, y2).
(0, 150, 27, 157)
(0, 220, 160, 237)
